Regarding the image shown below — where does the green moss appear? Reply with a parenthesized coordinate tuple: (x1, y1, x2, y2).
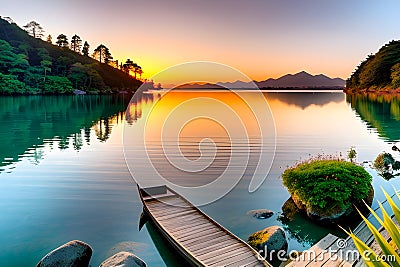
(282, 159, 372, 211)
(247, 229, 271, 248)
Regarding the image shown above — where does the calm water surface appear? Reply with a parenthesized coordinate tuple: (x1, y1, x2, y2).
(1, 92, 400, 266)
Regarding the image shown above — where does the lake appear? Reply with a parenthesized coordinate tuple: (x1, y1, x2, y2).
(1, 92, 400, 266)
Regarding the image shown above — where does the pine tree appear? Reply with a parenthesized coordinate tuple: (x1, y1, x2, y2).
(93, 44, 113, 64)
(23, 21, 44, 39)
(82, 41, 90, 56)
(56, 34, 69, 48)
(46, 35, 52, 44)
(70, 34, 82, 53)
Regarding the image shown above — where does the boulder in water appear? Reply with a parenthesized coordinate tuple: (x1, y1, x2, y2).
(247, 209, 274, 219)
(36, 240, 92, 267)
(100, 251, 146, 267)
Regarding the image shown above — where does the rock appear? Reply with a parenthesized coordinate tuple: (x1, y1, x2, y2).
(247, 209, 274, 219)
(306, 203, 349, 221)
(392, 145, 399, 151)
(291, 192, 306, 211)
(36, 240, 92, 267)
(100, 251, 146, 267)
(281, 198, 299, 220)
(288, 186, 374, 224)
(247, 226, 287, 259)
(106, 241, 148, 259)
(365, 186, 374, 206)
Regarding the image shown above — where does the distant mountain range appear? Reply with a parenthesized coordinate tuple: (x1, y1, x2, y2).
(217, 71, 345, 89)
(164, 71, 345, 90)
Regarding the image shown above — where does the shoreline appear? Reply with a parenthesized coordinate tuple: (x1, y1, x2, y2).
(344, 87, 400, 95)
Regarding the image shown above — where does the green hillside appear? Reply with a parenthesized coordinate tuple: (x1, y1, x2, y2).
(346, 40, 400, 92)
(0, 18, 142, 94)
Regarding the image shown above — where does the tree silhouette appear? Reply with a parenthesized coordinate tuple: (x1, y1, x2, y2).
(93, 44, 112, 64)
(56, 34, 69, 48)
(122, 59, 142, 79)
(23, 21, 44, 39)
(3, 17, 15, 24)
(122, 58, 134, 74)
(135, 65, 143, 79)
(70, 34, 82, 53)
(82, 41, 90, 56)
(46, 35, 52, 44)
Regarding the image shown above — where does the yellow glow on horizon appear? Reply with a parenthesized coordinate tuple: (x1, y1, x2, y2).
(113, 40, 349, 83)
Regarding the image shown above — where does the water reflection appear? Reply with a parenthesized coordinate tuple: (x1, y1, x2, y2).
(125, 91, 155, 124)
(347, 93, 400, 142)
(124, 88, 276, 206)
(0, 95, 130, 171)
(125, 89, 363, 253)
(266, 91, 344, 109)
(145, 222, 187, 267)
(278, 213, 347, 247)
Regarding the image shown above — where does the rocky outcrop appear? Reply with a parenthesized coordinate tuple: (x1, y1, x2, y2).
(284, 187, 374, 224)
(247, 209, 274, 219)
(281, 198, 299, 221)
(36, 240, 92, 267)
(247, 226, 287, 258)
(100, 251, 146, 267)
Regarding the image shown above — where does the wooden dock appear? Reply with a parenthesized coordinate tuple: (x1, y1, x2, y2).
(138, 185, 271, 267)
(285, 195, 397, 267)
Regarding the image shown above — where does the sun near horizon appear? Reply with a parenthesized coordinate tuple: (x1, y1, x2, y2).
(3, 0, 400, 83)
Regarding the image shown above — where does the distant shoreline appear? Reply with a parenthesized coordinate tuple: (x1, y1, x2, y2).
(344, 87, 400, 95)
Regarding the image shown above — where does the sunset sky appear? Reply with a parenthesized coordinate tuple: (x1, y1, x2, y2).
(2, 0, 400, 81)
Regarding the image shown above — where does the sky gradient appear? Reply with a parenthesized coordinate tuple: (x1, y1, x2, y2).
(2, 0, 400, 81)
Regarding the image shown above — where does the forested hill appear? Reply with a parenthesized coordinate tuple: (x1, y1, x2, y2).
(0, 17, 142, 94)
(346, 40, 400, 92)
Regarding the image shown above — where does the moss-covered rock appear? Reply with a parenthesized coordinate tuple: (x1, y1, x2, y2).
(247, 226, 287, 258)
(282, 158, 373, 223)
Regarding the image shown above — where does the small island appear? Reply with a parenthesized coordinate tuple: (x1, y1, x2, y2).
(281, 154, 373, 224)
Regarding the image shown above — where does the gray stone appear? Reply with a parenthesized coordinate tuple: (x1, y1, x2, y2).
(248, 226, 287, 258)
(106, 241, 148, 259)
(37, 240, 92, 267)
(100, 251, 146, 267)
(247, 209, 274, 219)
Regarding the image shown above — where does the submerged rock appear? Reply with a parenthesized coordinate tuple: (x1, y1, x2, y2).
(36, 240, 92, 267)
(247, 226, 287, 259)
(247, 209, 274, 219)
(100, 251, 146, 267)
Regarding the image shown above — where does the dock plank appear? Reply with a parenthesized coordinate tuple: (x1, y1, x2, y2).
(170, 222, 216, 236)
(139, 185, 270, 266)
(175, 227, 222, 242)
(185, 235, 234, 251)
(208, 251, 257, 266)
(195, 242, 241, 257)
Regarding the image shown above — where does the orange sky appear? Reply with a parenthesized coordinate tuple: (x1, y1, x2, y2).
(3, 1, 400, 81)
